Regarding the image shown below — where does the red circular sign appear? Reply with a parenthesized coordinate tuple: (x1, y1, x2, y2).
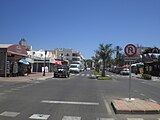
(124, 44, 137, 57)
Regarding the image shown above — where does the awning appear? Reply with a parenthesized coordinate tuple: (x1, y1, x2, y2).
(122, 64, 129, 68)
(19, 59, 29, 65)
(26, 58, 34, 63)
(53, 60, 62, 65)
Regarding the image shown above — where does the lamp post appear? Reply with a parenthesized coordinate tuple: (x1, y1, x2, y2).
(43, 50, 47, 76)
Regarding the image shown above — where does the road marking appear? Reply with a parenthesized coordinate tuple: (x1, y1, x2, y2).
(140, 93, 145, 96)
(0, 111, 20, 117)
(41, 100, 99, 105)
(127, 118, 144, 120)
(29, 114, 50, 120)
(81, 74, 85, 76)
(4, 90, 12, 93)
(91, 74, 95, 77)
(86, 74, 90, 77)
(96, 118, 115, 120)
(11, 88, 20, 91)
(62, 116, 81, 120)
(0, 93, 5, 95)
(103, 97, 112, 115)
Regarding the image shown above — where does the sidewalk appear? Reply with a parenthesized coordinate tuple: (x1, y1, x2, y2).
(0, 72, 53, 82)
(131, 73, 160, 81)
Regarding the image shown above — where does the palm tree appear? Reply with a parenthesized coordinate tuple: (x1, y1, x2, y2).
(96, 43, 114, 77)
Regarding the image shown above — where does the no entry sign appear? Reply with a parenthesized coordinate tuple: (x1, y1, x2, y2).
(124, 44, 137, 57)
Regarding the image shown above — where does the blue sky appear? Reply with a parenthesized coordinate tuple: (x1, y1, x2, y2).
(0, 0, 160, 59)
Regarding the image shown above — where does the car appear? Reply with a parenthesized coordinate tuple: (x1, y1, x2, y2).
(120, 68, 130, 75)
(69, 64, 80, 73)
(54, 65, 70, 78)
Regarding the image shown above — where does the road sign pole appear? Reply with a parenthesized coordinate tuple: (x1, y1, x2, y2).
(124, 44, 137, 101)
(129, 61, 132, 100)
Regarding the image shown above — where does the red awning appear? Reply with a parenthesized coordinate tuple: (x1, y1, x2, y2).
(53, 60, 62, 65)
(122, 64, 129, 68)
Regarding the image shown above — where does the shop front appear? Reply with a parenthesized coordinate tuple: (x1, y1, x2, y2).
(141, 48, 160, 76)
(0, 44, 28, 77)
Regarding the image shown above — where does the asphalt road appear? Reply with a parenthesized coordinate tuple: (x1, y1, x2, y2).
(0, 71, 160, 120)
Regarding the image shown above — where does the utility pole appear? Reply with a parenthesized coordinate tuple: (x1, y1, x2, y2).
(43, 50, 47, 76)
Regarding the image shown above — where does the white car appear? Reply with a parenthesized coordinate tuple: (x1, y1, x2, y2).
(69, 64, 80, 73)
(120, 68, 130, 75)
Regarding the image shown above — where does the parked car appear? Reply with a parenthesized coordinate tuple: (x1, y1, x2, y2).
(54, 65, 70, 78)
(120, 68, 130, 75)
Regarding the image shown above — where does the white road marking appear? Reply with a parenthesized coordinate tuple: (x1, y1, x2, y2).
(29, 114, 50, 120)
(91, 74, 95, 77)
(81, 74, 85, 76)
(41, 100, 99, 105)
(11, 88, 20, 91)
(103, 97, 112, 115)
(4, 90, 12, 93)
(62, 116, 81, 120)
(0, 93, 5, 95)
(96, 118, 115, 120)
(127, 118, 144, 120)
(0, 111, 20, 117)
(140, 93, 145, 96)
(86, 74, 90, 77)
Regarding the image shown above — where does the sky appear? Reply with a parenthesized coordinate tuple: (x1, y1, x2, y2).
(0, 0, 160, 59)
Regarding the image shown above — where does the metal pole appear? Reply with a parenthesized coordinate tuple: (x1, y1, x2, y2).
(129, 61, 132, 100)
(43, 51, 47, 76)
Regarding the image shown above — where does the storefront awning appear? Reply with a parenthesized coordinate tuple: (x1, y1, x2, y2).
(19, 59, 29, 65)
(53, 60, 62, 65)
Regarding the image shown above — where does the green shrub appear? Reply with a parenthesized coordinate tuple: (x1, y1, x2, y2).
(142, 74, 152, 80)
(97, 76, 112, 80)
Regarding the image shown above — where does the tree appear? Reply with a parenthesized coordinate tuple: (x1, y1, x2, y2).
(115, 46, 122, 67)
(92, 54, 100, 72)
(95, 43, 114, 77)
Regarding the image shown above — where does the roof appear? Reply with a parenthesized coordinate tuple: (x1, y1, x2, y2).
(0, 44, 13, 48)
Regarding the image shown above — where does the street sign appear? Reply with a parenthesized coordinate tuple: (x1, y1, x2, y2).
(124, 44, 137, 100)
(124, 44, 137, 57)
(124, 56, 139, 62)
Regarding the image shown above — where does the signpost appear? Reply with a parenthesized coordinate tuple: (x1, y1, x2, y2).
(124, 44, 137, 100)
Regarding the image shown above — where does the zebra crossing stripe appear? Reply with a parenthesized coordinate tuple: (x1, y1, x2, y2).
(96, 118, 115, 120)
(62, 116, 81, 120)
(86, 74, 90, 77)
(0, 111, 20, 117)
(29, 114, 50, 120)
(127, 118, 144, 120)
(81, 74, 85, 76)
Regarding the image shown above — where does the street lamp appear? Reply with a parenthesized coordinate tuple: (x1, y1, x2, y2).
(43, 50, 47, 76)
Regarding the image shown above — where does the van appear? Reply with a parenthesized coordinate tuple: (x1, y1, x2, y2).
(69, 64, 80, 73)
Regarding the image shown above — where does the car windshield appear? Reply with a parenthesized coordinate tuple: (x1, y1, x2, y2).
(70, 65, 78, 68)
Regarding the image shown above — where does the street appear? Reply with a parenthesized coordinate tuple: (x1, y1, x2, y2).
(0, 71, 160, 120)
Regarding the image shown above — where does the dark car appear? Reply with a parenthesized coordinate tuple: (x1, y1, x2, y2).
(54, 65, 70, 78)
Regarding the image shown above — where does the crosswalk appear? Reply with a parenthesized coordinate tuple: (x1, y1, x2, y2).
(0, 111, 160, 120)
(71, 73, 96, 78)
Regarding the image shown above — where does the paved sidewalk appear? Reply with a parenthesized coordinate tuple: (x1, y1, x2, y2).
(0, 72, 53, 82)
(131, 73, 160, 81)
(111, 98, 160, 114)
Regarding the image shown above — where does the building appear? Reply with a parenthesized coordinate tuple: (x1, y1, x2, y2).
(0, 44, 28, 77)
(27, 50, 56, 72)
(53, 48, 85, 70)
